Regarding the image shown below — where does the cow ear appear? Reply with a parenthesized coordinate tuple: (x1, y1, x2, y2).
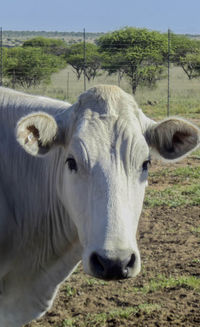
(146, 118, 200, 160)
(16, 112, 59, 156)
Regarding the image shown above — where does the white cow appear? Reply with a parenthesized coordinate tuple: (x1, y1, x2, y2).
(0, 85, 199, 327)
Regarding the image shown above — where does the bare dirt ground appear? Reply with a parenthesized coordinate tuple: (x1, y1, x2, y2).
(27, 157, 200, 327)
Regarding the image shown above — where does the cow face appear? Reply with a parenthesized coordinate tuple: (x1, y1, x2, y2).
(60, 113, 150, 280)
(16, 85, 200, 281)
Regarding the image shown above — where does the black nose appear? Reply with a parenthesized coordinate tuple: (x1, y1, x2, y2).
(90, 252, 136, 280)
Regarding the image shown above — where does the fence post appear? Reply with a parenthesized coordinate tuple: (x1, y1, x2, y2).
(167, 28, 171, 117)
(83, 28, 86, 91)
(118, 71, 121, 87)
(66, 71, 70, 99)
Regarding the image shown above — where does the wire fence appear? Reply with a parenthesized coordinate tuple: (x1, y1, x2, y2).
(1, 29, 200, 120)
(0, 28, 171, 101)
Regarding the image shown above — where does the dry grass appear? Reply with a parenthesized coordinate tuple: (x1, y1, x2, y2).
(16, 65, 200, 120)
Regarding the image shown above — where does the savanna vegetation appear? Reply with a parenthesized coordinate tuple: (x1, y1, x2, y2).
(2, 27, 200, 94)
(3, 46, 66, 88)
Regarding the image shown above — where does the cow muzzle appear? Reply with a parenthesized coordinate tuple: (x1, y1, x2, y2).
(89, 251, 137, 280)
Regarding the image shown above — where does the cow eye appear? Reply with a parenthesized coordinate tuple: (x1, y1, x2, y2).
(142, 159, 151, 171)
(66, 157, 78, 172)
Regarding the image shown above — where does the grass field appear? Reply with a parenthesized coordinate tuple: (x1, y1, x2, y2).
(18, 65, 200, 121)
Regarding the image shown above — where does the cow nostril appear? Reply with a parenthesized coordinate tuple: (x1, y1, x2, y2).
(122, 253, 136, 278)
(89, 252, 137, 280)
(90, 252, 105, 275)
(127, 253, 136, 269)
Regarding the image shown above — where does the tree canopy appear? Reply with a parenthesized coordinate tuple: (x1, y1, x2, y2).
(170, 33, 200, 79)
(97, 27, 168, 93)
(22, 36, 67, 56)
(3, 47, 66, 88)
(65, 42, 102, 81)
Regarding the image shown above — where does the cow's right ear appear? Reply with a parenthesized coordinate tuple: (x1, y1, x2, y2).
(16, 112, 60, 156)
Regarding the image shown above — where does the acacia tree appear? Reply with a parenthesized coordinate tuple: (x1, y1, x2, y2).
(98, 27, 168, 94)
(171, 34, 200, 79)
(3, 47, 66, 88)
(178, 53, 200, 79)
(65, 42, 102, 81)
(22, 36, 67, 56)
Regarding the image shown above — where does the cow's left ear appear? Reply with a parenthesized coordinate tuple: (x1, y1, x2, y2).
(146, 118, 200, 160)
(16, 112, 60, 156)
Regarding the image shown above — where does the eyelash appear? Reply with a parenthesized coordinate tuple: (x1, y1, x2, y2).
(142, 159, 151, 171)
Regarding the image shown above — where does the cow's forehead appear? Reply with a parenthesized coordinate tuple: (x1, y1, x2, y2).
(73, 85, 143, 139)
(70, 113, 149, 171)
(69, 85, 149, 166)
(75, 85, 139, 118)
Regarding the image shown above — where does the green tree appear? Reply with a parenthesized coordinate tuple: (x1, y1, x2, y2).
(171, 34, 200, 79)
(179, 53, 200, 79)
(98, 27, 168, 94)
(65, 42, 102, 81)
(22, 36, 67, 56)
(3, 47, 66, 88)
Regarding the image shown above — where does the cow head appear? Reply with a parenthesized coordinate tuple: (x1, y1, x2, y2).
(16, 85, 200, 280)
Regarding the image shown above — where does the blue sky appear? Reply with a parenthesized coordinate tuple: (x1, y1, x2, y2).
(1, 0, 200, 34)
